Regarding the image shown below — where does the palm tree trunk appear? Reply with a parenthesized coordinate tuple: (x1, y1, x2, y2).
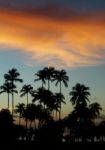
(56, 110, 57, 121)
(42, 81, 43, 88)
(27, 93, 28, 105)
(48, 79, 50, 90)
(59, 111, 60, 120)
(12, 80, 14, 117)
(59, 81, 62, 120)
(19, 116, 21, 125)
(8, 93, 9, 109)
(60, 81, 61, 94)
(12, 92, 14, 117)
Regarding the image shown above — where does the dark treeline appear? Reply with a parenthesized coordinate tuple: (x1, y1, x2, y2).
(0, 67, 104, 145)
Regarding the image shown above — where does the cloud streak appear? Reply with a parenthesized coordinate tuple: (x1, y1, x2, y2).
(0, 8, 105, 67)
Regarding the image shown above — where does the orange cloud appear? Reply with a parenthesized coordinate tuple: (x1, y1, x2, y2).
(0, 9, 105, 67)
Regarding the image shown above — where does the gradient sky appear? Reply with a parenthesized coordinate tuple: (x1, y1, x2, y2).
(0, 0, 105, 117)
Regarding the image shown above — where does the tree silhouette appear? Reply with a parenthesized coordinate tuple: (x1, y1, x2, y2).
(0, 82, 17, 109)
(25, 104, 36, 128)
(20, 84, 33, 105)
(32, 87, 45, 105)
(34, 69, 46, 88)
(53, 69, 68, 119)
(43, 67, 55, 90)
(32, 87, 54, 125)
(15, 103, 25, 125)
(53, 69, 69, 93)
(70, 83, 90, 106)
(4, 68, 23, 116)
(54, 93, 65, 120)
(89, 102, 102, 119)
(0, 109, 14, 142)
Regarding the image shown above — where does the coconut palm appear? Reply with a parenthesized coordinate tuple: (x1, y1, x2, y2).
(15, 103, 25, 125)
(89, 102, 102, 119)
(53, 69, 69, 94)
(54, 93, 65, 120)
(32, 87, 54, 110)
(0, 82, 17, 109)
(34, 69, 46, 88)
(43, 67, 55, 90)
(24, 104, 36, 128)
(52, 69, 68, 119)
(20, 84, 33, 105)
(31, 87, 45, 105)
(4, 68, 23, 115)
(70, 83, 90, 106)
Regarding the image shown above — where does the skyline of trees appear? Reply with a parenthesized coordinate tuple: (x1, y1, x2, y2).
(0, 67, 103, 123)
(0, 67, 104, 143)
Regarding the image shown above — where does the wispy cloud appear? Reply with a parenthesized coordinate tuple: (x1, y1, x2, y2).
(0, 8, 105, 67)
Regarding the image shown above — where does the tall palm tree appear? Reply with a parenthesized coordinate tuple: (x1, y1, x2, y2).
(34, 69, 46, 88)
(43, 67, 55, 90)
(53, 69, 69, 94)
(32, 87, 53, 109)
(52, 69, 68, 119)
(15, 103, 25, 125)
(70, 83, 90, 106)
(20, 84, 33, 105)
(54, 93, 65, 120)
(89, 102, 102, 119)
(0, 82, 18, 109)
(24, 104, 36, 128)
(4, 68, 23, 115)
(32, 87, 45, 105)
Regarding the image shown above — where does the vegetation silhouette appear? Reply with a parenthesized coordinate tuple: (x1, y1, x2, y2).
(4, 68, 23, 115)
(0, 67, 104, 146)
(20, 84, 33, 105)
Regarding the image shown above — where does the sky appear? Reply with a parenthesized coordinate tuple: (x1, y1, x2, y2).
(0, 0, 105, 117)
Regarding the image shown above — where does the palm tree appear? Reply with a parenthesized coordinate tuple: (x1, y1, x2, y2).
(24, 104, 36, 128)
(32, 87, 45, 105)
(53, 69, 69, 94)
(89, 102, 102, 119)
(32, 87, 54, 110)
(4, 68, 23, 115)
(43, 67, 55, 90)
(70, 83, 90, 106)
(20, 84, 33, 105)
(52, 69, 68, 119)
(15, 103, 25, 125)
(34, 69, 46, 88)
(0, 82, 18, 109)
(54, 93, 65, 120)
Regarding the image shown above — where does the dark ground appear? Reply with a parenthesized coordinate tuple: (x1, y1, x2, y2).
(1, 141, 105, 150)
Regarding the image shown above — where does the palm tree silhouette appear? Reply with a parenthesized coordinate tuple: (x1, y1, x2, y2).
(70, 83, 90, 106)
(34, 69, 46, 88)
(0, 82, 17, 109)
(20, 84, 33, 105)
(54, 93, 65, 120)
(24, 104, 36, 128)
(53, 69, 69, 93)
(15, 103, 25, 125)
(32, 87, 45, 105)
(4, 68, 23, 116)
(89, 102, 102, 119)
(32, 87, 54, 111)
(43, 67, 55, 90)
(53, 69, 68, 119)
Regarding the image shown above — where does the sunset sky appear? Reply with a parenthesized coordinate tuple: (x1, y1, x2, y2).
(0, 0, 105, 117)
